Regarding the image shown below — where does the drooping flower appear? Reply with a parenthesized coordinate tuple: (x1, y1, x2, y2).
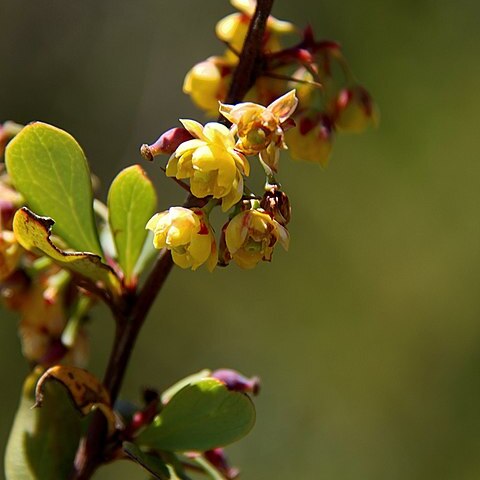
(146, 207, 217, 272)
(219, 90, 298, 172)
(166, 120, 250, 212)
(183, 56, 234, 116)
(285, 113, 334, 167)
(216, 0, 294, 62)
(334, 85, 379, 133)
(224, 208, 289, 269)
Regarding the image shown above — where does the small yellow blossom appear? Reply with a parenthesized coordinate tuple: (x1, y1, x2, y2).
(219, 90, 298, 171)
(225, 208, 289, 269)
(183, 56, 234, 116)
(335, 86, 379, 133)
(285, 114, 334, 167)
(216, 0, 294, 62)
(146, 207, 217, 271)
(166, 120, 250, 212)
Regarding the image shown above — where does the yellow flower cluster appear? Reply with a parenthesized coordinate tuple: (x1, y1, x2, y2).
(183, 0, 294, 114)
(183, 2, 377, 168)
(145, 92, 298, 272)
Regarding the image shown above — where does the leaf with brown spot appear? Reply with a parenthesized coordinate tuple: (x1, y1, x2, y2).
(13, 207, 121, 297)
(34, 365, 117, 435)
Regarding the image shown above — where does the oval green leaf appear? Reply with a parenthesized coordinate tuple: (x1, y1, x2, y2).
(5, 369, 82, 480)
(107, 165, 157, 285)
(5, 122, 102, 255)
(13, 207, 121, 296)
(137, 378, 255, 452)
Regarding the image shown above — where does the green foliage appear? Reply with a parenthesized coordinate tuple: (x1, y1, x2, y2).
(137, 379, 255, 452)
(160, 369, 211, 404)
(13, 207, 121, 295)
(5, 370, 82, 480)
(108, 165, 157, 285)
(5, 122, 102, 255)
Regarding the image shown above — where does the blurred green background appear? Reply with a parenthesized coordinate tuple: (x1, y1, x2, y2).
(2, 0, 480, 479)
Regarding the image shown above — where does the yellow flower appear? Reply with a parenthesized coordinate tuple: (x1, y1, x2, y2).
(166, 120, 250, 212)
(334, 86, 379, 133)
(225, 209, 289, 269)
(219, 90, 298, 171)
(285, 114, 334, 167)
(146, 207, 217, 272)
(216, 0, 294, 62)
(183, 56, 234, 116)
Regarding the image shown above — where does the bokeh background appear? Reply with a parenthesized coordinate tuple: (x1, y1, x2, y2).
(2, 1, 480, 479)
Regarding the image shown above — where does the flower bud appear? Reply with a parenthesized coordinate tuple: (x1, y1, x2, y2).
(140, 127, 194, 160)
(260, 186, 291, 226)
(212, 368, 260, 395)
(334, 85, 378, 133)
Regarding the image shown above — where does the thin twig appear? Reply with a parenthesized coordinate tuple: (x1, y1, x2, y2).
(263, 71, 322, 88)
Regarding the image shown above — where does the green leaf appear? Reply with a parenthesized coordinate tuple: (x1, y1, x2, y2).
(13, 207, 121, 295)
(123, 442, 170, 479)
(107, 165, 157, 285)
(5, 122, 102, 255)
(137, 379, 255, 452)
(5, 369, 82, 480)
(161, 369, 211, 404)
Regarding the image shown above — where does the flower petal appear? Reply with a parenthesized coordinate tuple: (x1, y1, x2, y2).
(179, 119, 206, 140)
(203, 122, 235, 148)
(171, 250, 192, 270)
(165, 153, 179, 177)
(188, 233, 213, 269)
(268, 90, 298, 122)
(225, 210, 249, 253)
(275, 222, 290, 250)
(215, 13, 242, 42)
(175, 138, 205, 156)
(221, 174, 243, 212)
(231, 0, 255, 15)
(231, 150, 250, 176)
